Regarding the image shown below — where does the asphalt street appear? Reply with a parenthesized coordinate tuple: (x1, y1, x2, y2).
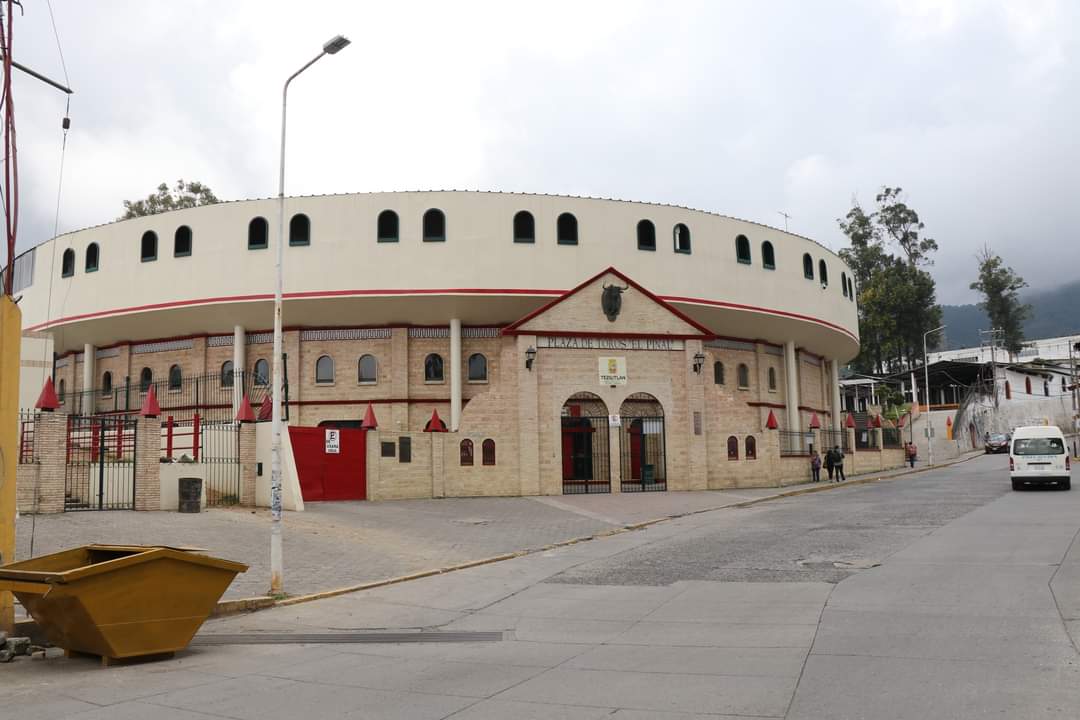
(4, 454, 1079, 719)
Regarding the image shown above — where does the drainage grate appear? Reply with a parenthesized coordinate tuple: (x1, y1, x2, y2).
(192, 631, 504, 646)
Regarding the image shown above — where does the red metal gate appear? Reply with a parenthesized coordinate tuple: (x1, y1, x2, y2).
(288, 426, 367, 501)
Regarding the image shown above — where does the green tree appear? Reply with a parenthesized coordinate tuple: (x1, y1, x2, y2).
(969, 245, 1031, 357)
(838, 187, 942, 374)
(120, 179, 220, 219)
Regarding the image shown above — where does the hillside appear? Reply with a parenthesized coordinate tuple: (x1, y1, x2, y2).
(940, 279, 1080, 350)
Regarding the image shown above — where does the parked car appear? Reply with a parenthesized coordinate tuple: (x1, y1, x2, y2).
(1010, 425, 1071, 491)
(984, 433, 1010, 454)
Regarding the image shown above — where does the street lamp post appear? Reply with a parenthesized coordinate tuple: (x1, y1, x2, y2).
(923, 324, 946, 468)
(269, 34, 350, 596)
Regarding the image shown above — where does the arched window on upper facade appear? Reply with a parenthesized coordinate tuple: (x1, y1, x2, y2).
(737, 363, 750, 389)
(358, 354, 378, 384)
(289, 213, 311, 246)
(735, 235, 751, 264)
(168, 364, 182, 390)
(819, 260, 829, 287)
(61, 248, 75, 278)
(637, 219, 656, 251)
(673, 223, 691, 254)
(468, 353, 488, 382)
(58, 378, 66, 403)
(174, 226, 192, 257)
(745, 435, 757, 460)
(713, 361, 725, 385)
(141, 231, 158, 262)
(482, 439, 496, 466)
(422, 208, 446, 242)
(1005, 380, 1012, 400)
(841, 272, 848, 297)
(803, 253, 814, 280)
(85, 243, 100, 272)
(557, 213, 578, 245)
(254, 359, 269, 386)
(1025, 377, 1032, 395)
(425, 353, 444, 382)
(848, 277, 855, 300)
(139, 368, 153, 393)
(513, 211, 535, 243)
(248, 217, 269, 249)
(101, 371, 112, 396)
(727, 435, 739, 460)
(377, 210, 399, 242)
(315, 355, 335, 384)
(768, 367, 777, 392)
(460, 439, 474, 466)
(221, 361, 234, 388)
(762, 241, 775, 269)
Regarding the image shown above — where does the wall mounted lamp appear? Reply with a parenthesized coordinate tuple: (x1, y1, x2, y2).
(693, 352, 706, 374)
(525, 346, 537, 371)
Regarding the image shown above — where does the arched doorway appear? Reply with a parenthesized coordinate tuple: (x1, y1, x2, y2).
(561, 392, 610, 494)
(619, 393, 666, 492)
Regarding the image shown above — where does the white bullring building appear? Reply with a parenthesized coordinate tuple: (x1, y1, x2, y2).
(12, 191, 878, 502)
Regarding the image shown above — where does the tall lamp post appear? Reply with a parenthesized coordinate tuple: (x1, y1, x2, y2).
(923, 324, 946, 467)
(270, 34, 350, 595)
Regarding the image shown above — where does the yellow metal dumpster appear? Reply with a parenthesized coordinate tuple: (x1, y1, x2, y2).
(0, 544, 247, 665)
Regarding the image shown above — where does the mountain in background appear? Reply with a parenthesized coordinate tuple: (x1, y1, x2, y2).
(940, 279, 1080, 350)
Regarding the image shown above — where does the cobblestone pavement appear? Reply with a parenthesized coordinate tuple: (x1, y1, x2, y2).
(12, 457, 971, 601)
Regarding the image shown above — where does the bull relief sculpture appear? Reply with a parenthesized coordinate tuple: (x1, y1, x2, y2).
(601, 283, 628, 322)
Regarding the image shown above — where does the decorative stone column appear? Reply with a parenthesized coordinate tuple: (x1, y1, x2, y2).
(32, 411, 68, 514)
(830, 360, 843, 432)
(233, 325, 245, 418)
(134, 415, 161, 511)
(239, 421, 257, 506)
(783, 341, 800, 431)
(83, 343, 95, 413)
(450, 318, 462, 431)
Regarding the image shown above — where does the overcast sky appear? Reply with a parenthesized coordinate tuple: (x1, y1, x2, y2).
(13, 0, 1078, 304)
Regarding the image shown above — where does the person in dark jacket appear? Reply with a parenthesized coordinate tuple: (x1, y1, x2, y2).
(824, 446, 835, 481)
(831, 445, 846, 482)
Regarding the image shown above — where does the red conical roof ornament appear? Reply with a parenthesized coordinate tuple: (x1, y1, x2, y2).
(945, 416, 953, 427)
(140, 383, 161, 418)
(257, 395, 273, 421)
(35, 377, 61, 411)
(765, 409, 779, 430)
(424, 408, 448, 432)
(236, 394, 255, 422)
(872, 415, 882, 428)
(361, 403, 378, 430)
(845, 413, 856, 429)
(808, 412, 821, 429)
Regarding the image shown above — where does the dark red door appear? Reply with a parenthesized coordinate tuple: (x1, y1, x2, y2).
(289, 426, 367, 501)
(628, 420, 643, 480)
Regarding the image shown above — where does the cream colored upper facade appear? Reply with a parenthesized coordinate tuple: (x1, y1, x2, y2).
(15, 191, 858, 359)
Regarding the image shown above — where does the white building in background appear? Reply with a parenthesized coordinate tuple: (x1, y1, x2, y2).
(930, 334, 1080, 365)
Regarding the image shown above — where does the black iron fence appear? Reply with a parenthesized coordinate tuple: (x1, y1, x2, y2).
(619, 416, 667, 492)
(855, 427, 878, 450)
(881, 427, 903, 449)
(819, 428, 850, 453)
(64, 414, 138, 511)
(561, 416, 611, 494)
(779, 430, 814, 456)
(58, 370, 276, 423)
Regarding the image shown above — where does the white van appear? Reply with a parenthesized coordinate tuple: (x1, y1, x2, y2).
(1010, 425, 1071, 491)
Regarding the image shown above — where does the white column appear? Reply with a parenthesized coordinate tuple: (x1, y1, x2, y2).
(83, 343, 95, 411)
(450, 318, 462, 431)
(830, 360, 842, 431)
(783, 341, 800, 431)
(233, 325, 246, 417)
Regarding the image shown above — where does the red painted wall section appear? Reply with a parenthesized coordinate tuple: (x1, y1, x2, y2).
(289, 426, 367, 501)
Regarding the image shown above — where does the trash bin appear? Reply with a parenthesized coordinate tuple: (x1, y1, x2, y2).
(179, 477, 202, 513)
(0, 544, 247, 665)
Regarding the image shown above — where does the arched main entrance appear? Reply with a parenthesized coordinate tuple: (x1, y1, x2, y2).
(561, 392, 611, 494)
(619, 393, 666, 492)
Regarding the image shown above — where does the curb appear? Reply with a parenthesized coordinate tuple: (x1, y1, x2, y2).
(213, 451, 984, 617)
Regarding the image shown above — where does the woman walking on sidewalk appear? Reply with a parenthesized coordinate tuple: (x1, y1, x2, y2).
(810, 450, 822, 483)
(824, 447, 835, 481)
(831, 445, 846, 482)
(906, 442, 918, 469)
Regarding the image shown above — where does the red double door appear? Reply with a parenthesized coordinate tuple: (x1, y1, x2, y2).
(288, 426, 367, 501)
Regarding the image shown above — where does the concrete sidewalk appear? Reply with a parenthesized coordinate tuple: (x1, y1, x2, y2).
(14, 453, 977, 601)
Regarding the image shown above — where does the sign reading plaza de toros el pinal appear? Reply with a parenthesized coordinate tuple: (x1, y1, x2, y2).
(536, 336, 685, 351)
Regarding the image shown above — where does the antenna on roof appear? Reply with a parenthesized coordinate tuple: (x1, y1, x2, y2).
(777, 211, 791, 232)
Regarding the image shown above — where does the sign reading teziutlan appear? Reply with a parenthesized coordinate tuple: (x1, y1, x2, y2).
(537, 336, 685, 351)
(599, 357, 628, 386)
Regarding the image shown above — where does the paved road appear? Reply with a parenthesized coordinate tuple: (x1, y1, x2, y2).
(5, 454, 1079, 719)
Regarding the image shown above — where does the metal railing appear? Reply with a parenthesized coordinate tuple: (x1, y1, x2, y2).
(881, 427, 903, 449)
(819, 428, 850, 453)
(779, 430, 814, 457)
(19, 409, 37, 463)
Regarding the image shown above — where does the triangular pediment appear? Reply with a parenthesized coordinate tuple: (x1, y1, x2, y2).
(503, 267, 713, 338)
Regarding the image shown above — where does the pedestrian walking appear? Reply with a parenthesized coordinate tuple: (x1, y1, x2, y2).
(906, 442, 917, 469)
(824, 446, 835, 481)
(810, 450, 822, 483)
(832, 445, 846, 482)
